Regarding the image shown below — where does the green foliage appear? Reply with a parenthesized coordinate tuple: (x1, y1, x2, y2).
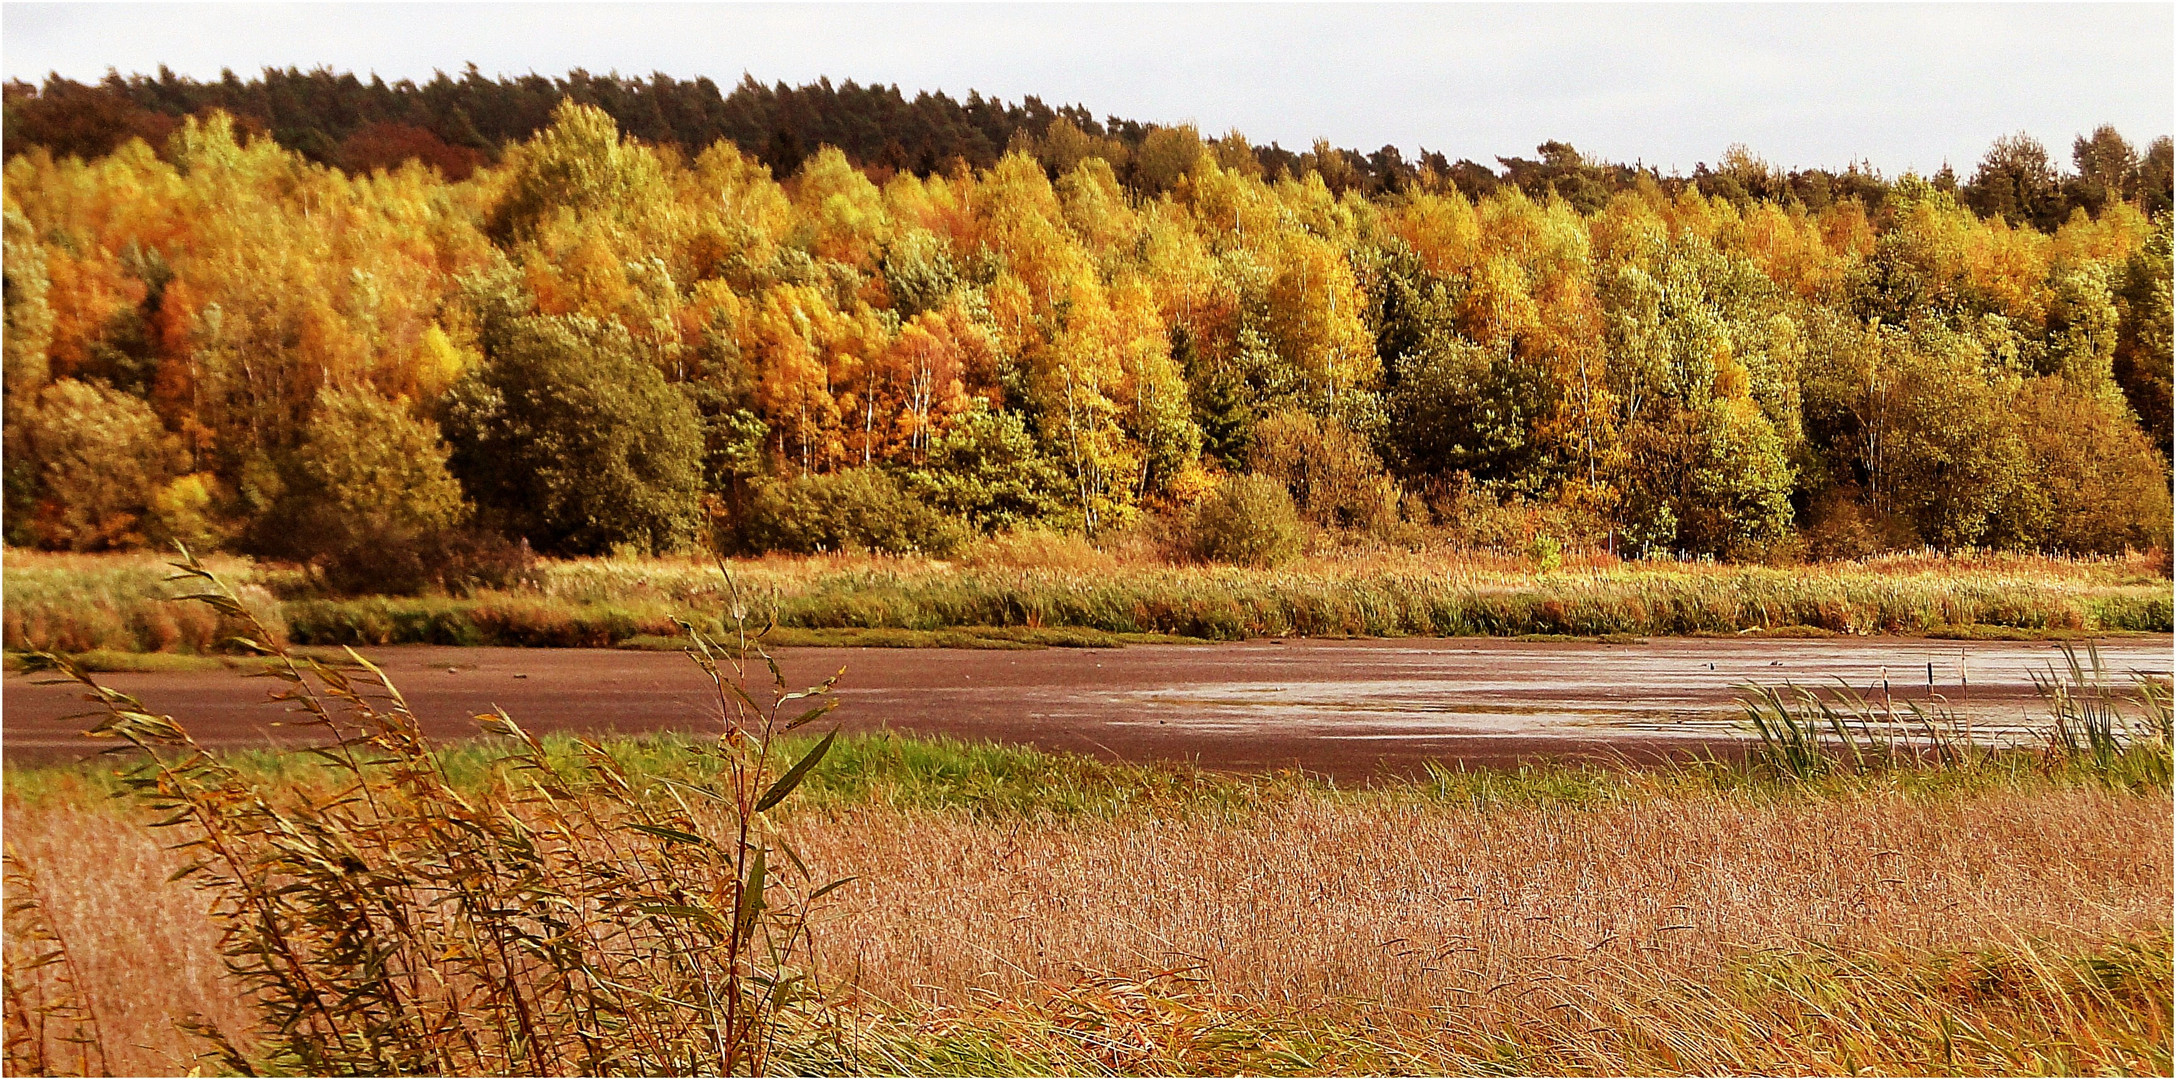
(1189, 473, 1303, 568)
(1388, 335, 1551, 487)
(1526, 533, 1564, 573)
(486, 99, 668, 241)
(1132, 123, 1205, 194)
(880, 230, 961, 318)
(2041, 261, 2121, 390)
(734, 467, 968, 556)
(683, 381, 770, 493)
(906, 403, 1068, 531)
(447, 313, 704, 555)
(2112, 225, 2173, 451)
(285, 385, 470, 593)
(1963, 133, 2068, 231)
(1619, 399, 1795, 558)
(1876, 341, 2031, 550)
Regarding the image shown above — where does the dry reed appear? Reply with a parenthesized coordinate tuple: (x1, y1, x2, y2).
(6, 773, 2167, 1075)
(4, 550, 851, 1076)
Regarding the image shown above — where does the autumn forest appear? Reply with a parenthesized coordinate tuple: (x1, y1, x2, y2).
(3, 69, 2171, 592)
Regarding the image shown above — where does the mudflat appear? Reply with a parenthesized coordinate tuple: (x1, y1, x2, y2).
(6, 636, 2169, 777)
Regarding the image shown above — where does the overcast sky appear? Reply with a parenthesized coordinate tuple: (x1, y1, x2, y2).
(5, 3, 2170, 176)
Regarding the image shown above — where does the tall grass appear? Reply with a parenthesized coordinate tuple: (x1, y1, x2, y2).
(1740, 643, 2175, 787)
(6, 548, 2169, 654)
(2031, 644, 2176, 788)
(0, 852, 107, 1076)
(6, 732, 2170, 1074)
(2, 551, 287, 654)
(4, 551, 848, 1075)
(797, 933, 2172, 1075)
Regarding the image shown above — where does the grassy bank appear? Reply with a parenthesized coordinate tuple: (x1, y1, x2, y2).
(6, 724, 2170, 1076)
(6, 546, 2170, 655)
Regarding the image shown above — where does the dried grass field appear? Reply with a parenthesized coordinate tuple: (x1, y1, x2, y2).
(7, 740, 2171, 1075)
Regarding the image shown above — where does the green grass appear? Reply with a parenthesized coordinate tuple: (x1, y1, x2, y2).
(8, 725, 2166, 821)
(2, 649, 236, 673)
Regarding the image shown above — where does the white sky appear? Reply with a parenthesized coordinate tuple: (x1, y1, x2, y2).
(5, 3, 2171, 177)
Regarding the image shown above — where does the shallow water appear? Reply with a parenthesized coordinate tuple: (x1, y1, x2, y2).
(6, 636, 2169, 776)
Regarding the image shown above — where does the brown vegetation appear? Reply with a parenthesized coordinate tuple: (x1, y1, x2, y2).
(5, 547, 2171, 659)
(6, 769, 2169, 1074)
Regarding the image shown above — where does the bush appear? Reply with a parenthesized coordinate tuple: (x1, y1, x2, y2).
(1804, 487, 1911, 562)
(446, 313, 704, 555)
(1250, 409, 1400, 530)
(733, 468, 967, 556)
(288, 386, 473, 595)
(1190, 474, 1303, 568)
(4, 378, 180, 550)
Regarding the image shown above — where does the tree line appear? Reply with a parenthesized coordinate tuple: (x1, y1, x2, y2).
(3, 90, 2170, 589)
(10, 67, 2170, 217)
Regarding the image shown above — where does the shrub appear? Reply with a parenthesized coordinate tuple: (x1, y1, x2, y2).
(1250, 409, 1400, 530)
(288, 386, 472, 595)
(1190, 474, 1303, 568)
(445, 313, 704, 556)
(734, 468, 967, 556)
(1428, 473, 1608, 554)
(5, 378, 180, 551)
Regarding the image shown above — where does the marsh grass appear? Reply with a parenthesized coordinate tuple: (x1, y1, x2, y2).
(1741, 643, 2176, 787)
(5, 733, 2170, 1075)
(6, 548, 2168, 655)
(3, 550, 852, 1076)
(786, 932, 2172, 1076)
(2031, 644, 2176, 787)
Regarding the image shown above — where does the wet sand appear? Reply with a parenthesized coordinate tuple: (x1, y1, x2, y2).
(5, 637, 2169, 777)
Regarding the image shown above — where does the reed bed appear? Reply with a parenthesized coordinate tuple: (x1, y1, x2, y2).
(6, 749, 2169, 1075)
(6, 547, 2169, 655)
(5, 553, 851, 1076)
(7, 674, 2173, 1075)
(789, 785, 2169, 1075)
